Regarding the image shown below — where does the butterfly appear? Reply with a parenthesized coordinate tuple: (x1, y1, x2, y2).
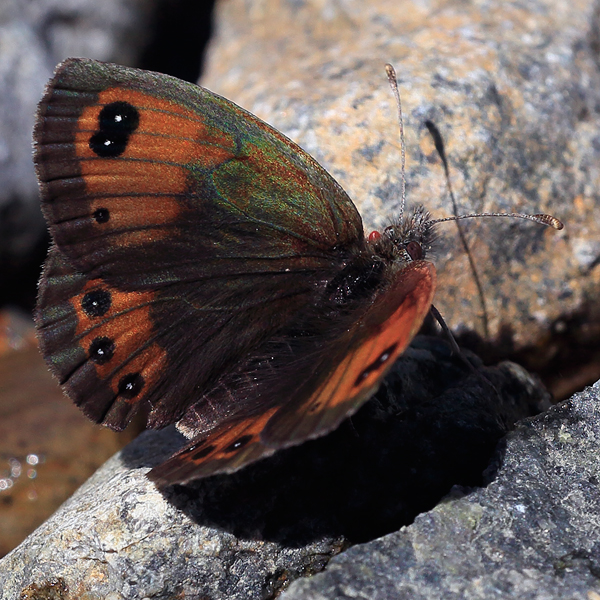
(33, 58, 561, 486)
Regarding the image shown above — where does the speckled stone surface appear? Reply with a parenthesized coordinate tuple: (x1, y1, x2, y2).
(0, 337, 549, 599)
(3, 1, 599, 597)
(202, 0, 600, 363)
(281, 380, 600, 600)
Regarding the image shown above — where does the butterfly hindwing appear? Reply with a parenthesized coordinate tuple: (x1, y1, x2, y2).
(37, 247, 170, 428)
(149, 261, 436, 485)
(149, 408, 281, 485)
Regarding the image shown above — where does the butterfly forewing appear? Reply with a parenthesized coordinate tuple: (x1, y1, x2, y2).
(34, 58, 365, 430)
(34, 58, 363, 288)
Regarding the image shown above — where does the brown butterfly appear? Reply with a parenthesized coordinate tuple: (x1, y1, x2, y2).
(33, 58, 561, 485)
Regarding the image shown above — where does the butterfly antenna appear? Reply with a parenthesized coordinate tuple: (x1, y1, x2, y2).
(385, 64, 407, 223)
(425, 119, 564, 232)
(430, 212, 564, 229)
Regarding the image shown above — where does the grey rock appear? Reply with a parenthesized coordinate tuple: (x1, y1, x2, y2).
(0, 428, 343, 600)
(281, 380, 600, 600)
(3, 0, 597, 597)
(0, 337, 548, 599)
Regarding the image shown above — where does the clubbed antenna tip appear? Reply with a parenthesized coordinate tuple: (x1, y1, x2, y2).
(532, 214, 564, 230)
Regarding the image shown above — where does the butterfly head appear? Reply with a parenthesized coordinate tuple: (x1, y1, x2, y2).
(368, 205, 436, 264)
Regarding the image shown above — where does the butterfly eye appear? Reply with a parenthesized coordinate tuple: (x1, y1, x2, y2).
(406, 241, 422, 260)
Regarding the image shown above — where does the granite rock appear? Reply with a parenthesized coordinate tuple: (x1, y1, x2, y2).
(281, 379, 600, 600)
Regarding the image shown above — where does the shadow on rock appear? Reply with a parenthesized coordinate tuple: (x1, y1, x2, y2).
(123, 335, 550, 546)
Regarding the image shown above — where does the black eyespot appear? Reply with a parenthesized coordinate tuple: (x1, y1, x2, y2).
(89, 101, 139, 158)
(224, 435, 253, 453)
(89, 131, 128, 157)
(191, 445, 216, 460)
(93, 207, 110, 223)
(118, 373, 144, 399)
(377, 344, 397, 364)
(98, 101, 140, 134)
(182, 439, 206, 454)
(81, 289, 111, 317)
(89, 337, 115, 365)
(354, 343, 399, 386)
